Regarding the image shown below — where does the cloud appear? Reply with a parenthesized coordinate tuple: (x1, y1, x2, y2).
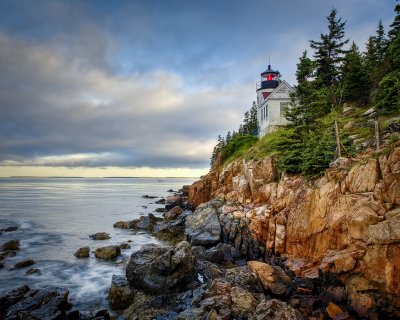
(0, 0, 395, 174)
(0, 32, 251, 169)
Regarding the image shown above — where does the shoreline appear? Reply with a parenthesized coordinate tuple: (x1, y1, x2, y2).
(2, 151, 400, 320)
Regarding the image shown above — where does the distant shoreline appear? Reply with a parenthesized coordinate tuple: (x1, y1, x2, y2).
(1, 176, 200, 179)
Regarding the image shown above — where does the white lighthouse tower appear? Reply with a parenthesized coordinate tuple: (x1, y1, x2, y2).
(256, 65, 294, 137)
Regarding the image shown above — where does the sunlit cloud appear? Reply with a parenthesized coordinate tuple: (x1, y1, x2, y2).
(0, 0, 395, 176)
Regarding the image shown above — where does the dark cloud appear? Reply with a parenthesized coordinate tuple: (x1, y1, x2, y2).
(0, 0, 395, 170)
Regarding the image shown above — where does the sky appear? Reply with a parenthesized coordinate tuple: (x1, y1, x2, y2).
(0, 0, 396, 177)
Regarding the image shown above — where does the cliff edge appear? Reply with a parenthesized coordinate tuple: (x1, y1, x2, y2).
(189, 145, 400, 318)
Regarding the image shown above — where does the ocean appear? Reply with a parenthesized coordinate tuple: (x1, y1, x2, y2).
(0, 177, 196, 311)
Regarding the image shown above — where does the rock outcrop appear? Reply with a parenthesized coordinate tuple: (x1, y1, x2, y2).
(188, 146, 400, 318)
(94, 245, 120, 259)
(185, 200, 222, 246)
(74, 247, 90, 258)
(0, 285, 111, 320)
(126, 241, 195, 294)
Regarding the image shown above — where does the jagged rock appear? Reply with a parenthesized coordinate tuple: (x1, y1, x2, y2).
(249, 299, 302, 320)
(155, 198, 166, 204)
(108, 275, 134, 310)
(165, 194, 183, 209)
(67, 309, 111, 319)
(113, 220, 138, 229)
(198, 280, 233, 318)
(0, 285, 30, 314)
(1, 240, 20, 251)
(195, 260, 225, 282)
(177, 307, 207, 320)
(366, 214, 400, 245)
(348, 292, 376, 318)
(142, 195, 157, 199)
(74, 246, 90, 258)
(26, 268, 41, 275)
(153, 214, 186, 244)
(113, 221, 129, 229)
(135, 213, 163, 231)
(119, 242, 131, 249)
(1, 286, 70, 320)
(0, 250, 16, 261)
(188, 179, 213, 209)
(164, 206, 183, 220)
(89, 232, 111, 240)
(186, 147, 400, 315)
(363, 107, 376, 118)
(13, 259, 35, 269)
(94, 245, 120, 259)
(185, 202, 221, 246)
(126, 241, 195, 294)
(193, 243, 240, 264)
(182, 185, 190, 197)
(0, 226, 18, 232)
(329, 157, 353, 168)
(248, 261, 292, 295)
(230, 286, 257, 317)
(326, 302, 349, 319)
(224, 266, 264, 293)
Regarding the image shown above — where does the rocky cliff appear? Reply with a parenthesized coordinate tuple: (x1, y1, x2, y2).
(189, 146, 400, 318)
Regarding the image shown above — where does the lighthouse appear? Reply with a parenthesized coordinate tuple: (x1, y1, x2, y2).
(256, 64, 294, 137)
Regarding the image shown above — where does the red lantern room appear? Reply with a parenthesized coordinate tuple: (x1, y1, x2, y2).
(257, 65, 280, 90)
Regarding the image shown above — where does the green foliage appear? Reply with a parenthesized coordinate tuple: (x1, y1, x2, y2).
(373, 69, 400, 113)
(301, 127, 336, 176)
(388, 4, 400, 41)
(341, 42, 368, 102)
(373, 8, 400, 114)
(221, 134, 258, 165)
(210, 3, 400, 177)
(310, 8, 349, 87)
(210, 101, 259, 168)
(246, 124, 336, 176)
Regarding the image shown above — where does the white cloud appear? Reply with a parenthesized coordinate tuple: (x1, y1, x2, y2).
(0, 32, 251, 171)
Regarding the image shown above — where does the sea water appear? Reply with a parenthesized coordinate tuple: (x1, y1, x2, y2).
(0, 177, 195, 311)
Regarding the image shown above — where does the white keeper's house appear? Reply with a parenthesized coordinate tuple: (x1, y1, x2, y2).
(256, 65, 294, 137)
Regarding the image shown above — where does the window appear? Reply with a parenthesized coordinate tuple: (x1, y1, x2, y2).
(264, 104, 268, 121)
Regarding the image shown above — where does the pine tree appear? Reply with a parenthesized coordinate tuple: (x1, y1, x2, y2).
(310, 8, 349, 87)
(285, 51, 316, 129)
(341, 42, 368, 102)
(375, 21, 388, 62)
(248, 101, 258, 135)
(373, 3, 400, 113)
(388, 3, 400, 41)
(226, 131, 232, 144)
(243, 111, 250, 134)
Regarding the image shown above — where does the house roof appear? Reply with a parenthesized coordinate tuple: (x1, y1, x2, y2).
(258, 80, 294, 108)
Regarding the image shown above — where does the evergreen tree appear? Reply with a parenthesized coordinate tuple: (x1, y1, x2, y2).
(373, 3, 400, 113)
(388, 3, 400, 41)
(310, 8, 349, 87)
(243, 111, 250, 133)
(375, 21, 388, 62)
(341, 42, 368, 102)
(373, 36, 400, 113)
(364, 36, 378, 73)
(238, 124, 244, 135)
(285, 51, 316, 130)
(226, 131, 232, 144)
(210, 145, 218, 167)
(248, 101, 258, 135)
